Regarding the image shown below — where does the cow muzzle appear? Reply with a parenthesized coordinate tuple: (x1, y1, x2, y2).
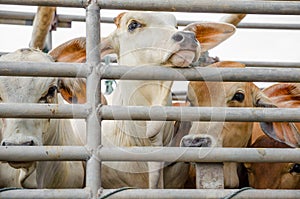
(180, 135, 213, 147)
(163, 31, 200, 67)
(1, 140, 37, 169)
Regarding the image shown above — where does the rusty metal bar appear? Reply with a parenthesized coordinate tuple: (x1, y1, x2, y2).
(0, 61, 90, 77)
(101, 65, 300, 82)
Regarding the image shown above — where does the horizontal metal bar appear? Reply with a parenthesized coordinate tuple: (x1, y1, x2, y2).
(0, 0, 88, 7)
(101, 189, 300, 199)
(0, 61, 90, 77)
(237, 22, 300, 30)
(0, 18, 71, 28)
(0, 146, 89, 161)
(1, 146, 299, 163)
(99, 0, 300, 15)
(101, 65, 300, 82)
(240, 61, 300, 68)
(2, 10, 300, 30)
(100, 106, 300, 122)
(0, 103, 89, 118)
(0, 189, 89, 199)
(1, 0, 300, 14)
(98, 147, 300, 162)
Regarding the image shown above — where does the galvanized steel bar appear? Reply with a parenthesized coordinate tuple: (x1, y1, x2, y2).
(98, 147, 300, 162)
(0, 146, 89, 161)
(1, 0, 300, 14)
(0, 146, 300, 162)
(241, 61, 300, 68)
(4, 10, 300, 30)
(98, 0, 300, 15)
(0, 61, 90, 77)
(0, 103, 89, 118)
(100, 105, 300, 122)
(237, 22, 300, 30)
(3, 10, 300, 30)
(0, 0, 87, 7)
(101, 65, 300, 82)
(85, 2, 102, 198)
(0, 189, 90, 199)
(101, 189, 300, 199)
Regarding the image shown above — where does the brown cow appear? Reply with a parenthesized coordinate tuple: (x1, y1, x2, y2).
(244, 83, 300, 189)
(180, 61, 274, 188)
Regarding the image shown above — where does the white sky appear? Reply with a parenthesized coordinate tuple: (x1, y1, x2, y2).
(1, 5, 300, 91)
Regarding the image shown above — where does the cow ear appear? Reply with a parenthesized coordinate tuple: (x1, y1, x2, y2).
(260, 122, 300, 148)
(49, 37, 87, 63)
(58, 78, 87, 104)
(252, 86, 276, 108)
(183, 22, 235, 52)
(258, 83, 300, 148)
(58, 78, 107, 105)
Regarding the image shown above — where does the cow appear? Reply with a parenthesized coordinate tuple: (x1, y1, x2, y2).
(243, 83, 300, 189)
(0, 48, 85, 188)
(49, 11, 236, 188)
(180, 61, 275, 188)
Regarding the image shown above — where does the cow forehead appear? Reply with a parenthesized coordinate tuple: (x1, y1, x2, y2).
(0, 48, 54, 63)
(0, 77, 56, 103)
(117, 12, 177, 29)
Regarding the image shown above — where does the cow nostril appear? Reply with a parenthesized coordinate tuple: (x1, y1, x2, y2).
(23, 140, 35, 146)
(1, 142, 6, 146)
(172, 33, 184, 42)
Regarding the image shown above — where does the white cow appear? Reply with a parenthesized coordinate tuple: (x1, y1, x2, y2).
(49, 11, 235, 188)
(0, 48, 85, 188)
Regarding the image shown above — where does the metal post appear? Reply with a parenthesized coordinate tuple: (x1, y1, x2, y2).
(85, 1, 101, 198)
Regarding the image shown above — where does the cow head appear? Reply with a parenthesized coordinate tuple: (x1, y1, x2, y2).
(100, 11, 235, 67)
(181, 61, 274, 148)
(244, 135, 300, 189)
(49, 12, 235, 68)
(180, 61, 275, 188)
(0, 48, 84, 169)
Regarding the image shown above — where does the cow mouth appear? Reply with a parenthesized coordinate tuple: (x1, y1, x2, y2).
(8, 161, 35, 169)
(163, 50, 196, 67)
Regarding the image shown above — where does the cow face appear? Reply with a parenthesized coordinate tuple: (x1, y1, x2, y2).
(0, 48, 84, 169)
(101, 11, 235, 67)
(180, 61, 274, 188)
(0, 49, 56, 169)
(181, 61, 274, 148)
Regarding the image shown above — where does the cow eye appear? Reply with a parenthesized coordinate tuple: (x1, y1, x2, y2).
(232, 92, 245, 102)
(290, 163, 300, 173)
(39, 86, 57, 103)
(128, 20, 142, 32)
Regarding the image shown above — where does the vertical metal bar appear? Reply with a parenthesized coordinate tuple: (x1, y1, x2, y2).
(85, 1, 101, 198)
